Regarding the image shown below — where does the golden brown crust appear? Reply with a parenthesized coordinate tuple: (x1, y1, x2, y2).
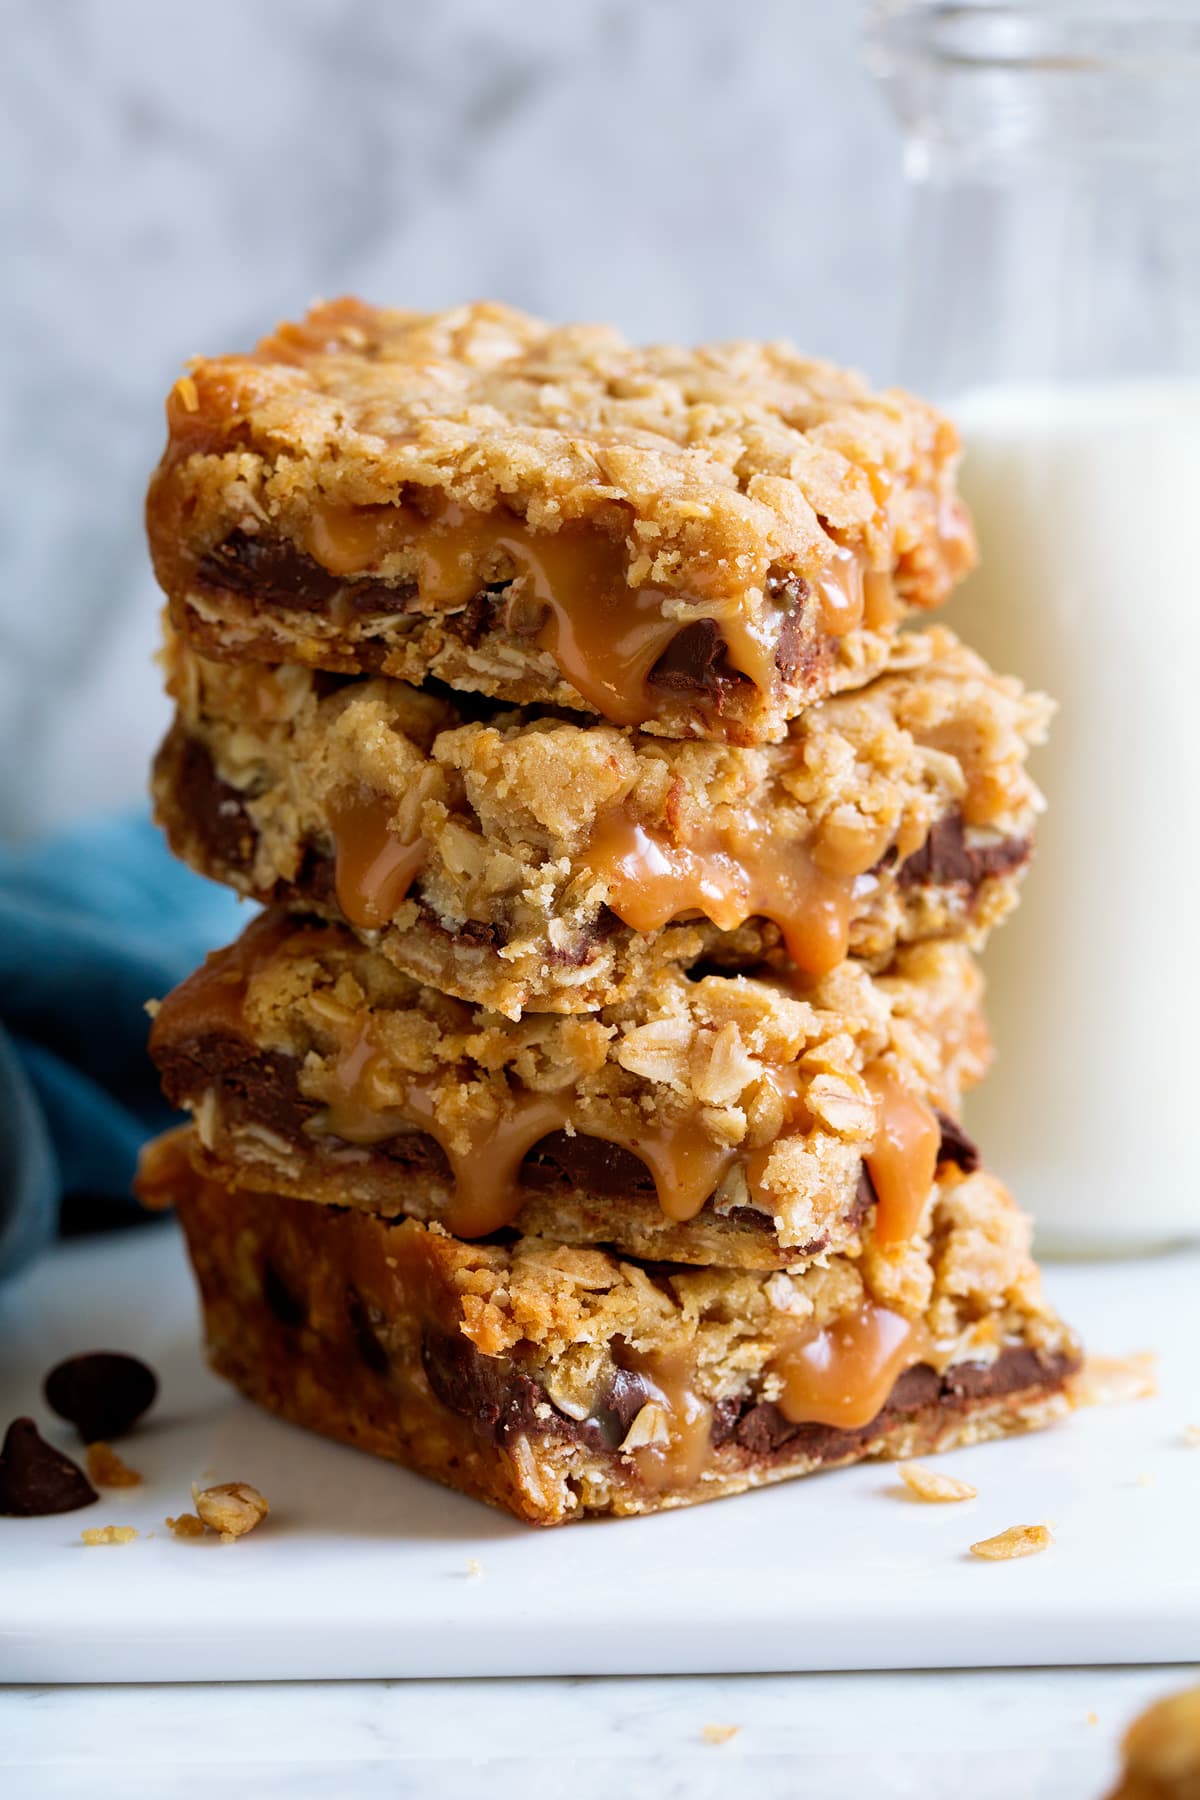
(147, 299, 974, 742)
(154, 624, 1045, 1016)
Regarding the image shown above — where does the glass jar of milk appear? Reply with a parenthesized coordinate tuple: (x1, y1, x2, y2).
(868, 2, 1200, 1252)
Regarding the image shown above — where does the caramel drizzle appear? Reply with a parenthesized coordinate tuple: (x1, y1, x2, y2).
(862, 1065, 941, 1248)
(308, 1019, 940, 1245)
(582, 806, 883, 977)
(313, 1020, 738, 1236)
(614, 1299, 931, 1490)
(618, 1347, 714, 1492)
(327, 789, 426, 931)
(154, 921, 941, 1253)
(417, 508, 689, 728)
(301, 500, 873, 727)
(815, 543, 866, 635)
(308, 1021, 942, 1253)
(771, 1301, 932, 1430)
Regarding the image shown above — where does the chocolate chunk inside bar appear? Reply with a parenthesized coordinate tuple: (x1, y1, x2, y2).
(146, 299, 975, 744)
(153, 624, 1044, 1016)
(141, 1130, 1080, 1526)
(149, 910, 991, 1270)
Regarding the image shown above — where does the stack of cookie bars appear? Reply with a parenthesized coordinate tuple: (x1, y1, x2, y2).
(138, 300, 1079, 1525)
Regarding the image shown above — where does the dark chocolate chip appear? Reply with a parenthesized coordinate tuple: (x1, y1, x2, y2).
(193, 530, 334, 609)
(262, 1260, 307, 1329)
(421, 1326, 654, 1454)
(426, 912, 501, 951)
(43, 1352, 158, 1444)
(935, 1110, 981, 1174)
(600, 1364, 655, 1439)
(422, 1327, 585, 1446)
(896, 812, 1031, 891)
(153, 1034, 318, 1145)
(851, 1163, 877, 1228)
(521, 1131, 657, 1198)
(646, 620, 742, 696)
(346, 1287, 390, 1376)
(194, 529, 408, 615)
(0, 1418, 98, 1516)
(768, 572, 826, 689)
(166, 736, 258, 873)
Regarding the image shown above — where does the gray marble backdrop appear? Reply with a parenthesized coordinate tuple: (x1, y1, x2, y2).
(0, 0, 904, 836)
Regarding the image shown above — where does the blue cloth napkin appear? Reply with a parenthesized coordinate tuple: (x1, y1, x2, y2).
(0, 815, 244, 1282)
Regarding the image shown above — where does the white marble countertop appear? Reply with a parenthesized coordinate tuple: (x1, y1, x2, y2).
(5, 1666, 1197, 1798)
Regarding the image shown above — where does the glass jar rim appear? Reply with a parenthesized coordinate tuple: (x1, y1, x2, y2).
(866, 2, 1200, 76)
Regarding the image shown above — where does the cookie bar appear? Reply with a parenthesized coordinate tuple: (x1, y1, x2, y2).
(155, 624, 1045, 1017)
(140, 1130, 1080, 1525)
(149, 911, 989, 1271)
(146, 299, 975, 744)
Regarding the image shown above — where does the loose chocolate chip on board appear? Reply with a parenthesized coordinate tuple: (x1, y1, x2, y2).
(44, 1352, 159, 1443)
(0, 1418, 98, 1515)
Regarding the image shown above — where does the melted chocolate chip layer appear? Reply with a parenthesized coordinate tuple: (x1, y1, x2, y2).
(154, 1027, 974, 1256)
(420, 1332, 1077, 1470)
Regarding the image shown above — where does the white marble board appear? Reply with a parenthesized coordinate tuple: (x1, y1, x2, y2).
(1, 1225, 1197, 1683)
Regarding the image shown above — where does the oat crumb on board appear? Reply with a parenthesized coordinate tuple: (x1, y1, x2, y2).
(898, 1462, 977, 1503)
(702, 1725, 741, 1746)
(969, 1524, 1053, 1561)
(193, 1481, 270, 1540)
(81, 1525, 137, 1546)
(165, 1513, 206, 1539)
(86, 1443, 141, 1488)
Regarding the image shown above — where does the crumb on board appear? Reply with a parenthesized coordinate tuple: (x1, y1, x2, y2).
(86, 1443, 141, 1488)
(898, 1461, 977, 1503)
(81, 1525, 137, 1546)
(1070, 1352, 1158, 1409)
(969, 1524, 1053, 1562)
(1184, 1424, 1200, 1448)
(193, 1481, 270, 1541)
(702, 1725, 741, 1746)
(465, 1557, 483, 1579)
(165, 1513, 206, 1539)
(1085, 1710, 1099, 1726)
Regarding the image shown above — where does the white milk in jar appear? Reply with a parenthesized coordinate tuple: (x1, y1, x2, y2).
(946, 381, 1200, 1251)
